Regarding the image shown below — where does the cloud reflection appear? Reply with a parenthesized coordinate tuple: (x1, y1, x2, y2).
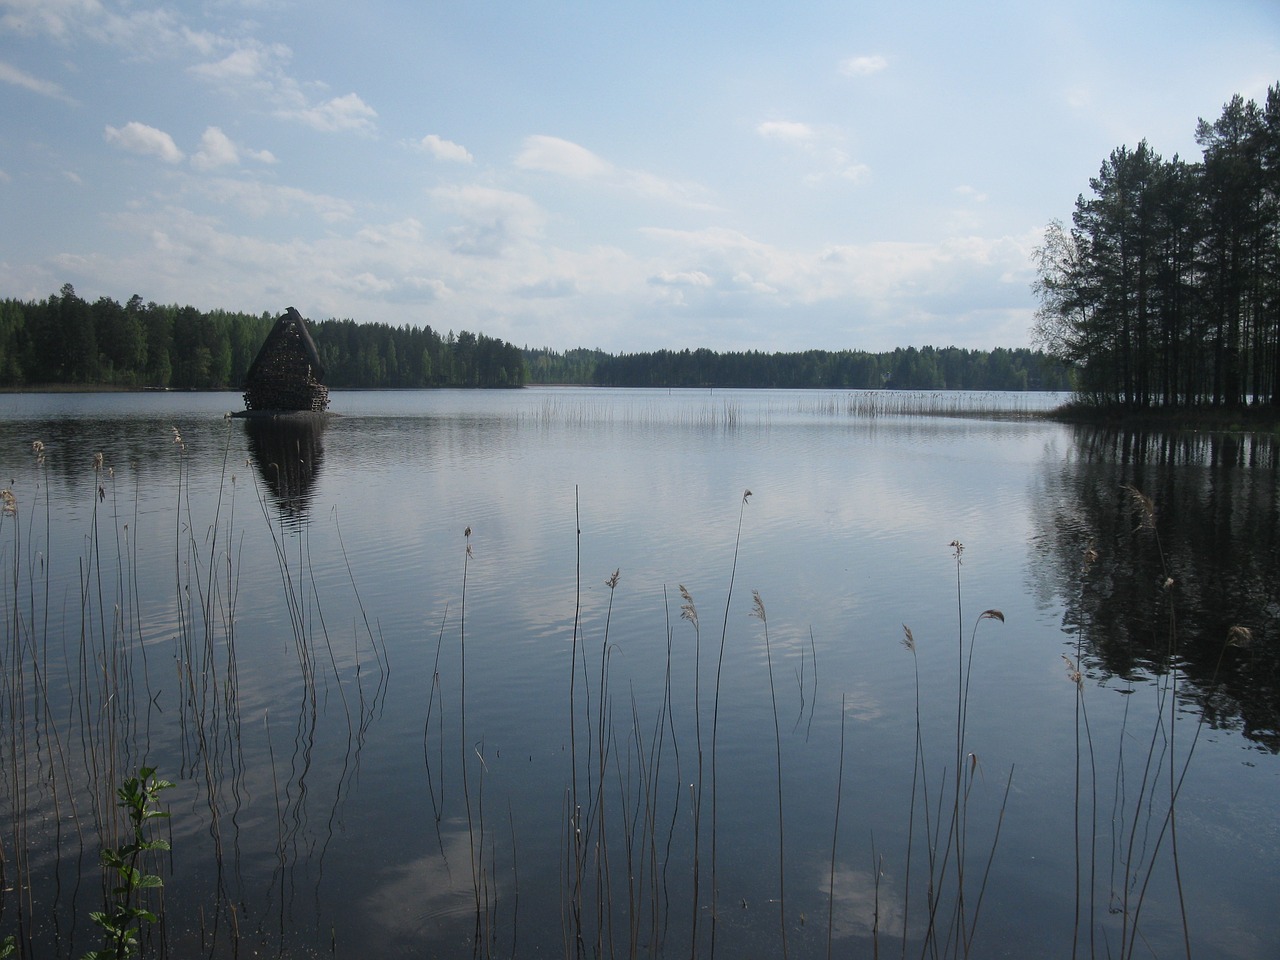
(822, 860, 904, 942)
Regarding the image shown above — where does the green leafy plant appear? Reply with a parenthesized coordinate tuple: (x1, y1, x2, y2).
(85, 767, 173, 960)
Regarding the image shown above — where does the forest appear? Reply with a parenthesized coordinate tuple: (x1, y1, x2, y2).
(1033, 84, 1280, 408)
(0, 285, 1070, 393)
(0, 286, 526, 389)
(562, 344, 1069, 390)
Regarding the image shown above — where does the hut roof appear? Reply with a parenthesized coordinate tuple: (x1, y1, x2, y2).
(245, 307, 326, 383)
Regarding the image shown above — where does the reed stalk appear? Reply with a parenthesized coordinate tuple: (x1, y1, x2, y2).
(826, 691, 848, 960)
(678, 582, 702, 957)
(709, 489, 751, 945)
(566, 488, 585, 957)
(751, 589, 789, 958)
(458, 526, 481, 925)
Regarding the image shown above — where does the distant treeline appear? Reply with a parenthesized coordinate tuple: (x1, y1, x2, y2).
(0, 285, 525, 389)
(525, 344, 1072, 391)
(0, 284, 1069, 393)
(1034, 85, 1280, 408)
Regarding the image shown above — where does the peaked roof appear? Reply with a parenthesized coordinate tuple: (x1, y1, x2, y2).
(245, 306, 326, 383)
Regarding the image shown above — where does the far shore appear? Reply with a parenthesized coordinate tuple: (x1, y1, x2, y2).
(1048, 400, 1280, 433)
(4, 384, 1279, 433)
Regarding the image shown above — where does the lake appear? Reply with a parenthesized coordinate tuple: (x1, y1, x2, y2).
(0, 387, 1276, 959)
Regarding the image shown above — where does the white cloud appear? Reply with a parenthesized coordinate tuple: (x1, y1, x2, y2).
(189, 127, 274, 170)
(839, 54, 888, 77)
(189, 43, 282, 84)
(189, 40, 380, 137)
(835, 162, 871, 183)
(757, 120, 815, 143)
(418, 134, 473, 163)
(284, 91, 377, 133)
(513, 276, 579, 299)
(733, 271, 778, 295)
(515, 134, 714, 209)
(357, 219, 425, 245)
(432, 184, 545, 256)
(198, 178, 354, 222)
(758, 122, 869, 185)
(516, 135, 612, 178)
(0, 0, 102, 40)
(191, 126, 239, 170)
(2, 0, 222, 61)
(649, 270, 713, 288)
(0, 59, 75, 103)
(104, 121, 184, 163)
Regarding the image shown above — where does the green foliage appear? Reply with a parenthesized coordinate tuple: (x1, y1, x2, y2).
(1034, 82, 1280, 408)
(84, 767, 174, 960)
(0, 285, 1067, 392)
(523, 346, 609, 384)
(0, 292, 526, 390)
(534, 344, 1068, 390)
(311, 318, 525, 388)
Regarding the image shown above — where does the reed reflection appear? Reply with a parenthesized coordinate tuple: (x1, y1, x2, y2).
(1034, 425, 1280, 751)
(243, 415, 327, 524)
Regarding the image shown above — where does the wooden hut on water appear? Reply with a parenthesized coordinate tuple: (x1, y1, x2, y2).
(242, 307, 329, 413)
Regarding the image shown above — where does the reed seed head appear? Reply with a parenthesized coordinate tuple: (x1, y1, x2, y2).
(605, 568, 620, 590)
(1061, 654, 1083, 688)
(750, 589, 766, 622)
(678, 584, 698, 627)
(950, 539, 964, 562)
(0, 488, 15, 516)
(979, 609, 1005, 624)
(93, 452, 104, 472)
(901, 624, 916, 652)
(1228, 625, 1253, 648)
(967, 752, 982, 780)
(743, 489, 752, 502)
(1123, 484, 1157, 529)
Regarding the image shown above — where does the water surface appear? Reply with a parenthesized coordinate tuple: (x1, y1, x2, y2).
(0, 387, 1275, 959)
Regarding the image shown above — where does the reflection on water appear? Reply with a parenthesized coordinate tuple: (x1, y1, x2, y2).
(243, 414, 328, 523)
(1, 389, 1278, 960)
(1034, 426, 1280, 751)
(821, 862, 905, 941)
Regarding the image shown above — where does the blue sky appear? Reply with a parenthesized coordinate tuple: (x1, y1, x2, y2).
(1, 0, 1277, 353)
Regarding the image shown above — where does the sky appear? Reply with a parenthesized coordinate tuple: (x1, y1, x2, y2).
(1, 1, 1277, 354)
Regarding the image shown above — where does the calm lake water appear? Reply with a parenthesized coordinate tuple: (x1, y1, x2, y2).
(0, 387, 1276, 959)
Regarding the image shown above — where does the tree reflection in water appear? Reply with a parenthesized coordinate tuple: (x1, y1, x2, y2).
(1033, 425, 1279, 752)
